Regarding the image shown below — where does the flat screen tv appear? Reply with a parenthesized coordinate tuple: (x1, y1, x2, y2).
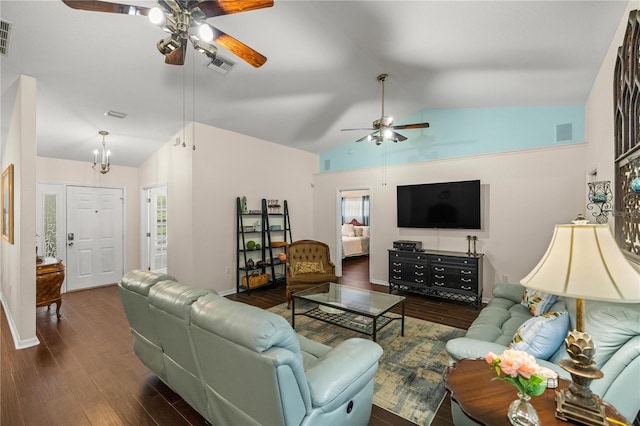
(397, 180, 481, 229)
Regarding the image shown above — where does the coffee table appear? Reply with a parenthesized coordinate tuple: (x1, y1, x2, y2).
(291, 283, 405, 342)
(444, 358, 629, 426)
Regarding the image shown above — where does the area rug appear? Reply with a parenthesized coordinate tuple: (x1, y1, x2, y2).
(268, 304, 465, 425)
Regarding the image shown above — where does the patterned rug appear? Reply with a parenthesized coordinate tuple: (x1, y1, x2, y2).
(268, 304, 465, 425)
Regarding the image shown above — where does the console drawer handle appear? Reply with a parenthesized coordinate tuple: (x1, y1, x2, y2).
(414, 272, 424, 276)
(461, 285, 472, 290)
(461, 270, 472, 274)
(393, 262, 402, 266)
(393, 275, 402, 280)
(434, 267, 445, 272)
(393, 269, 401, 273)
(434, 282, 445, 286)
(415, 279, 425, 284)
(435, 274, 444, 279)
(461, 278, 472, 283)
(415, 264, 424, 269)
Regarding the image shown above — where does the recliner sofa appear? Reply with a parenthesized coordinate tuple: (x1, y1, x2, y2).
(446, 282, 640, 423)
(119, 270, 383, 426)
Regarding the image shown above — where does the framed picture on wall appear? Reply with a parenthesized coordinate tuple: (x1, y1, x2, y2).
(2, 164, 14, 244)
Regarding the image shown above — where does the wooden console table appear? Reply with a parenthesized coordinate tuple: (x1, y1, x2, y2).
(36, 257, 64, 318)
(444, 358, 628, 425)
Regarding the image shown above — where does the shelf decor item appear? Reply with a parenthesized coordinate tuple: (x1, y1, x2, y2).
(486, 349, 548, 426)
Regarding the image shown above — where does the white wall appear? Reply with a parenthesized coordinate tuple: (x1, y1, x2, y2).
(35, 157, 141, 273)
(0, 75, 38, 348)
(138, 122, 319, 294)
(313, 144, 587, 298)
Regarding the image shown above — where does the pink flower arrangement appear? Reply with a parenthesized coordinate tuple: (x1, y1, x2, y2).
(486, 349, 549, 397)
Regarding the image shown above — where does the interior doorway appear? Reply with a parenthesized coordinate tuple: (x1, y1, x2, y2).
(336, 187, 371, 281)
(141, 184, 168, 273)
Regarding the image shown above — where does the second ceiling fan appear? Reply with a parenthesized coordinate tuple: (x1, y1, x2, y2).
(61, 0, 272, 67)
(342, 74, 430, 145)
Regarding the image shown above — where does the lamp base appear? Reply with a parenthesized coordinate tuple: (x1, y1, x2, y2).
(555, 389, 607, 426)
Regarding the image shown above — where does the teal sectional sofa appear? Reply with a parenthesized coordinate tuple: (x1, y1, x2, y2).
(118, 270, 383, 426)
(446, 282, 640, 423)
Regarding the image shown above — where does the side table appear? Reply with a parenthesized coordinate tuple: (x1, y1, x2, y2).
(444, 358, 629, 426)
(36, 257, 65, 318)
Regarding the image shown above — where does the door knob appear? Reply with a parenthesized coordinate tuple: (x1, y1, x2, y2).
(68, 242, 74, 247)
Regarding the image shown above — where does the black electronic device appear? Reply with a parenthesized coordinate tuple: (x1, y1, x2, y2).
(396, 180, 481, 229)
(393, 240, 423, 251)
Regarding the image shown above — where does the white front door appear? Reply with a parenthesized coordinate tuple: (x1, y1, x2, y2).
(66, 186, 124, 291)
(142, 185, 168, 273)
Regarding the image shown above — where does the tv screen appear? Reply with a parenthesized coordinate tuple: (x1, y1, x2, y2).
(397, 180, 481, 229)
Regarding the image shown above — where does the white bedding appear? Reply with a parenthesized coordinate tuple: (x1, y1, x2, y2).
(341, 224, 370, 258)
(342, 235, 369, 257)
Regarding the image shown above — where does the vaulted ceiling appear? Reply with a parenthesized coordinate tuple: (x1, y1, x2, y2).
(0, 1, 628, 167)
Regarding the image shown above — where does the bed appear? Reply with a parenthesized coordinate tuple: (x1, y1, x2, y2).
(341, 222, 370, 258)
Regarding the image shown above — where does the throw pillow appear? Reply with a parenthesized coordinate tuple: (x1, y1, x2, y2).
(521, 288, 558, 316)
(294, 261, 325, 275)
(510, 311, 569, 359)
(355, 227, 364, 237)
(341, 223, 355, 237)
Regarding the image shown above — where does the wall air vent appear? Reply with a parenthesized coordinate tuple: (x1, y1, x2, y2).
(0, 19, 13, 56)
(556, 123, 573, 142)
(206, 55, 236, 75)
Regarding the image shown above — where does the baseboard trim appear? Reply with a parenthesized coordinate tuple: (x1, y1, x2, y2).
(0, 292, 40, 349)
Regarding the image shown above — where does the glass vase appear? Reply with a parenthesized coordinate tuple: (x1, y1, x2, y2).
(507, 392, 540, 426)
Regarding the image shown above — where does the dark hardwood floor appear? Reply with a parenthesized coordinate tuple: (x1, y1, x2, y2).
(1, 257, 481, 425)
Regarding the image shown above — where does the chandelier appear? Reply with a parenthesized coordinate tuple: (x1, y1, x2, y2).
(92, 130, 111, 174)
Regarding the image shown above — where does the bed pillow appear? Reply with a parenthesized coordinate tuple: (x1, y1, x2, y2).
(510, 311, 569, 360)
(294, 261, 325, 275)
(361, 226, 370, 238)
(341, 223, 355, 237)
(521, 288, 558, 316)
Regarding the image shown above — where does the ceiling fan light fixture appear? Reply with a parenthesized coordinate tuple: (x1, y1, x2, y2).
(148, 7, 165, 25)
(197, 23, 214, 42)
(157, 34, 181, 55)
(383, 128, 393, 139)
(193, 40, 217, 59)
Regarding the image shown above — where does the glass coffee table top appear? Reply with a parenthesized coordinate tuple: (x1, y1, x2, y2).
(291, 282, 405, 341)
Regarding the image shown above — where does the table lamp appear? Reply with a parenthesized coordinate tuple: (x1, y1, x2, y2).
(520, 221, 640, 425)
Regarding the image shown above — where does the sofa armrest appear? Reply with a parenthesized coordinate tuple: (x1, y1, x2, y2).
(305, 338, 382, 407)
(493, 282, 525, 304)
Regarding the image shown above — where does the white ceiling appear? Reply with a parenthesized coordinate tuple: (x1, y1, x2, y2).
(0, 1, 628, 167)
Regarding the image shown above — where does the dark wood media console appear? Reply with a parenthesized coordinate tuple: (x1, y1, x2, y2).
(388, 249, 483, 308)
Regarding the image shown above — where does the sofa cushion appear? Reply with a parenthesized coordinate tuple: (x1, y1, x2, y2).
(521, 288, 558, 316)
(510, 311, 569, 360)
(584, 304, 640, 367)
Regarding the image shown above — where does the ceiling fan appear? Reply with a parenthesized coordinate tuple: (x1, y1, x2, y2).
(341, 74, 430, 145)
(61, 0, 272, 67)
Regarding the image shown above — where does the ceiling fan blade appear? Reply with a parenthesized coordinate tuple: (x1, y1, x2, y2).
(390, 131, 408, 142)
(391, 122, 430, 130)
(61, 0, 149, 15)
(165, 39, 187, 65)
(341, 127, 375, 132)
(355, 133, 373, 143)
(209, 25, 267, 67)
(193, 0, 274, 18)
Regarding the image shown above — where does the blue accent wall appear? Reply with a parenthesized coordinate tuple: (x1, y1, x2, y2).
(320, 105, 585, 172)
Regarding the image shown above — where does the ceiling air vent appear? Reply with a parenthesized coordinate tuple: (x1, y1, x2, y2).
(0, 19, 13, 56)
(207, 55, 235, 75)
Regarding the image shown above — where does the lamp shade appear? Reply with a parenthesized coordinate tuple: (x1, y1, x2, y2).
(520, 224, 640, 303)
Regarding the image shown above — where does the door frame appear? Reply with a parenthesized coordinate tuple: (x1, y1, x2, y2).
(335, 186, 372, 278)
(140, 183, 168, 272)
